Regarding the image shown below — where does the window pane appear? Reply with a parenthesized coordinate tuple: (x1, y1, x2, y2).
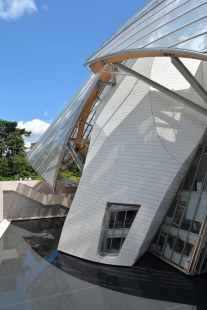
(115, 211, 126, 228)
(100, 204, 139, 255)
(171, 235, 186, 266)
(163, 234, 175, 260)
(105, 237, 112, 254)
(156, 234, 166, 254)
(111, 238, 122, 253)
(108, 212, 116, 229)
(125, 210, 138, 228)
(173, 206, 184, 226)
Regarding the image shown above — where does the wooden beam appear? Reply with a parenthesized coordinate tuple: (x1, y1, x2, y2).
(89, 51, 207, 74)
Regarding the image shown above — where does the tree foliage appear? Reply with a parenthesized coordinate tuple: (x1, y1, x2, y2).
(0, 119, 40, 180)
(0, 120, 31, 157)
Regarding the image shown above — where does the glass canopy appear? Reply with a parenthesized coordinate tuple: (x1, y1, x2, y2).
(85, 0, 207, 66)
(27, 73, 101, 189)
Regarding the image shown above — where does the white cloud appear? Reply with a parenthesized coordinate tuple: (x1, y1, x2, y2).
(44, 110, 48, 116)
(0, 0, 37, 20)
(41, 4, 47, 10)
(18, 119, 51, 148)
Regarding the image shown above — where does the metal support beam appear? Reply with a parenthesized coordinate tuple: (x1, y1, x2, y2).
(171, 56, 207, 104)
(109, 64, 117, 86)
(114, 62, 207, 117)
(69, 138, 90, 143)
(99, 81, 115, 86)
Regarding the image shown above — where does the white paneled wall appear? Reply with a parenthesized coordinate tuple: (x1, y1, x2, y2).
(58, 57, 207, 266)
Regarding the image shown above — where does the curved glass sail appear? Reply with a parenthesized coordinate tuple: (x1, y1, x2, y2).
(85, 0, 207, 65)
(27, 73, 101, 189)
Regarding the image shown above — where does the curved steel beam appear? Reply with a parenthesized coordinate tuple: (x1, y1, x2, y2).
(85, 48, 207, 74)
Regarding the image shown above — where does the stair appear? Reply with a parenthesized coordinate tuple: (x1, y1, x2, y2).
(15, 183, 74, 208)
(67, 142, 84, 172)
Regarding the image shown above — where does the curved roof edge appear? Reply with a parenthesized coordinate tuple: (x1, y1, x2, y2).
(85, 48, 207, 74)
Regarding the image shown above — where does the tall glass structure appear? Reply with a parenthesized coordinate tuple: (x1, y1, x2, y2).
(150, 143, 207, 275)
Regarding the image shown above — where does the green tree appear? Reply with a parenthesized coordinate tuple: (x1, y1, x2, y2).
(0, 157, 10, 178)
(0, 119, 40, 180)
(0, 120, 31, 157)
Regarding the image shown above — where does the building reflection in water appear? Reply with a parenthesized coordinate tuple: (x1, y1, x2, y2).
(0, 218, 207, 309)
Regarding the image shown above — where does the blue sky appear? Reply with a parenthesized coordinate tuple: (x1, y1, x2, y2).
(0, 0, 146, 146)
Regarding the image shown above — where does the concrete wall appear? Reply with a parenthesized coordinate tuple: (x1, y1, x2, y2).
(0, 182, 3, 222)
(1, 180, 76, 221)
(58, 57, 207, 266)
(3, 191, 68, 221)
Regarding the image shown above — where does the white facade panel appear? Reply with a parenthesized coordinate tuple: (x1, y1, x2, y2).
(58, 56, 207, 266)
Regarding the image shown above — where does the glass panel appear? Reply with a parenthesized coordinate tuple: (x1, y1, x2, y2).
(37, 136, 66, 175)
(101, 204, 139, 255)
(160, 19, 206, 47)
(180, 194, 200, 232)
(171, 235, 186, 266)
(121, 237, 126, 247)
(203, 17, 207, 31)
(100, 230, 107, 253)
(198, 3, 207, 16)
(110, 238, 122, 253)
(200, 248, 207, 273)
(105, 236, 112, 254)
(163, 233, 175, 260)
(195, 0, 206, 4)
(202, 177, 207, 192)
(122, 228, 129, 237)
(115, 211, 126, 229)
(183, 155, 201, 191)
(190, 193, 207, 232)
(194, 154, 207, 187)
(42, 157, 59, 188)
(150, 231, 159, 252)
(174, 32, 207, 51)
(178, 200, 187, 207)
(127, 31, 159, 49)
(125, 210, 138, 228)
(173, 206, 184, 226)
(180, 237, 195, 270)
(108, 212, 116, 229)
(155, 0, 196, 29)
(157, 8, 201, 40)
(195, 247, 205, 273)
(156, 234, 166, 254)
(164, 200, 177, 226)
(155, 0, 191, 21)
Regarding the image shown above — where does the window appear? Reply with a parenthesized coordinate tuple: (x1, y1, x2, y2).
(100, 203, 140, 255)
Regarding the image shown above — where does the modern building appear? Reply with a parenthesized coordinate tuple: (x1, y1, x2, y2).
(28, 0, 207, 275)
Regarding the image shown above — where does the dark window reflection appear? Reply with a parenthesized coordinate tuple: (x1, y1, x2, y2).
(125, 210, 138, 228)
(111, 238, 122, 253)
(115, 211, 125, 228)
(108, 212, 116, 228)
